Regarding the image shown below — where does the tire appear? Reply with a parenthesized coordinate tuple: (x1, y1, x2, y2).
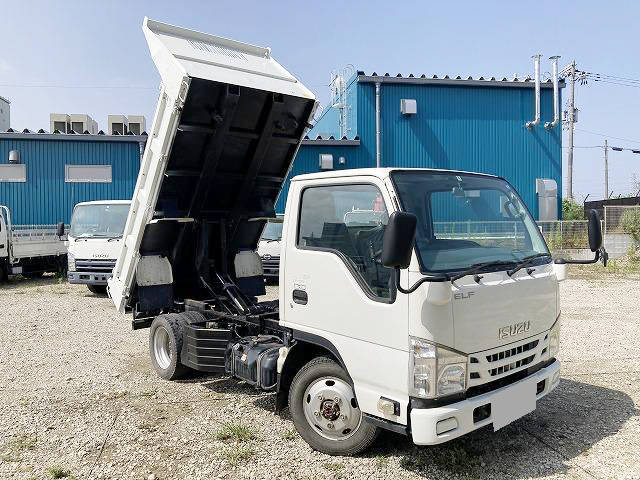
(149, 313, 189, 380)
(23, 271, 45, 279)
(87, 285, 107, 295)
(0, 263, 7, 283)
(288, 356, 379, 456)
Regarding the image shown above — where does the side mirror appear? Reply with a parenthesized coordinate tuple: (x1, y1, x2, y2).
(587, 209, 602, 252)
(56, 222, 65, 237)
(381, 211, 417, 269)
(554, 208, 607, 267)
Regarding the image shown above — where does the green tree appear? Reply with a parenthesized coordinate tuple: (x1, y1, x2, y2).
(562, 199, 584, 220)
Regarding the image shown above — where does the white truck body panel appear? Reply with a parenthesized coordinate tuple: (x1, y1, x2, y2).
(0, 206, 67, 265)
(109, 17, 314, 311)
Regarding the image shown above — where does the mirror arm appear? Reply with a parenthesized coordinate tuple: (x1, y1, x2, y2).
(394, 267, 449, 294)
(554, 247, 608, 267)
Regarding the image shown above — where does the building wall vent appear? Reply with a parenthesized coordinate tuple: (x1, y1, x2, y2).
(401, 99, 417, 115)
(319, 154, 334, 170)
(8, 150, 20, 164)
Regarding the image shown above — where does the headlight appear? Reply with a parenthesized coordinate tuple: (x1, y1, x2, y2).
(548, 315, 560, 359)
(67, 253, 76, 272)
(409, 337, 467, 399)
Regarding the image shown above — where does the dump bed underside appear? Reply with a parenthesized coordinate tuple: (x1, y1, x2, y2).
(140, 78, 315, 300)
(109, 18, 315, 314)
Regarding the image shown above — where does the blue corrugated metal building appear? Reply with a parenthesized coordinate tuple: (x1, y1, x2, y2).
(278, 71, 563, 219)
(0, 132, 145, 225)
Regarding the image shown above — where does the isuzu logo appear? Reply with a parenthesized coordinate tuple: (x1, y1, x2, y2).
(93, 253, 109, 258)
(498, 321, 531, 339)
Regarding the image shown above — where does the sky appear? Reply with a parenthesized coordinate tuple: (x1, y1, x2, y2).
(2, 0, 639, 202)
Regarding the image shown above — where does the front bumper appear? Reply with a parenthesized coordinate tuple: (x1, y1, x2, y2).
(410, 359, 560, 445)
(68, 271, 112, 285)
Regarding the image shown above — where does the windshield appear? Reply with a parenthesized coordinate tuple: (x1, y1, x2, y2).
(391, 171, 549, 273)
(70, 204, 130, 239)
(261, 221, 283, 241)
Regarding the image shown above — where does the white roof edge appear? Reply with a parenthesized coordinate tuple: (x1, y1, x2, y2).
(74, 200, 132, 207)
(291, 167, 500, 182)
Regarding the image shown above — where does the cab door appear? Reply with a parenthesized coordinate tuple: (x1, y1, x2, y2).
(280, 176, 410, 425)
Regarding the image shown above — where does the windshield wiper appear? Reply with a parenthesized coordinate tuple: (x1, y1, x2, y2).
(506, 253, 552, 276)
(450, 260, 517, 282)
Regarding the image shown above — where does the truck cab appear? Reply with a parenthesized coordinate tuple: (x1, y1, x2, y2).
(67, 200, 130, 294)
(109, 18, 606, 456)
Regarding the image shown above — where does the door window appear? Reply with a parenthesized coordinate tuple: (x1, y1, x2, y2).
(297, 184, 392, 299)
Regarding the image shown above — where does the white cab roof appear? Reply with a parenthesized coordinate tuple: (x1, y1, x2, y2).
(291, 168, 500, 182)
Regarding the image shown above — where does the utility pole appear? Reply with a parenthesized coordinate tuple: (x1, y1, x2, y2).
(604, 139, 609, 199)
(566, 61, 576, 200)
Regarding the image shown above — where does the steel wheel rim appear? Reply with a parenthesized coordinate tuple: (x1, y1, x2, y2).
(302, 376, 362, 441)
(153, 326, 171, 370)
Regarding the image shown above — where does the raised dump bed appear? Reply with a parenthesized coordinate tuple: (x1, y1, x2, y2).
(109, 18, 316, 320)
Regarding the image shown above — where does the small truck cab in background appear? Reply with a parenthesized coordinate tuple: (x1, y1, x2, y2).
(257, 214, 283, 282)
(109, 18, 607, 456)
(67, 200, 130, 294)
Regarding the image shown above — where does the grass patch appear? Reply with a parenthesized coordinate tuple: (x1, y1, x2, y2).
(215, 423, 256, 443)
(11, 434, 36, 451)
(0, 453, 19, 462)
(324, 461, 345, 478)
(400, 444, 482, 474)
(221, 444, 255, 466)
(47, 466, 72, 478)
(281, 428, 298, 441)
(375, 454, 389, 468)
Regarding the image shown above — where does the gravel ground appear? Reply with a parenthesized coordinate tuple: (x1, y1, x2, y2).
(0, 274, 639, 480)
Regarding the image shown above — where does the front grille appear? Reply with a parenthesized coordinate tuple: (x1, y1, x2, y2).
(468, 331, 549, 387)
(486, 340, 539, 363)
(261, 256, 280, 275)
(75, 259, 116, 273)
(489, 354, 536, 376)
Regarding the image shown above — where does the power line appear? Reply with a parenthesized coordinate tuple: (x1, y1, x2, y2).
(574, 128, 640, 146)
(0, 83, 156, 90)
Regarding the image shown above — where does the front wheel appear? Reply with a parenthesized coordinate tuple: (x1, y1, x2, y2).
(288, 356, 379, 455)
(87, 284, 107, 295)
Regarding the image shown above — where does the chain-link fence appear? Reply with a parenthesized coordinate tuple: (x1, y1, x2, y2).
(537, 220, 590, 251)
(603, 206, 640, 258)
(603, 205, 640, 235)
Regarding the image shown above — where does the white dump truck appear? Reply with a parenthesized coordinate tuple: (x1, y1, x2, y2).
(0, 205, 67, 281)
(109, 18, 607, 455)
(67, 200, 131, 294)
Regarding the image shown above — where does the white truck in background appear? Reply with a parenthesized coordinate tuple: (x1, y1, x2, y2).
(109, 18, 607, 456)
(67, 200, 130, 294)
(0, 205, 67, 281)
(257, 214, 283, 282)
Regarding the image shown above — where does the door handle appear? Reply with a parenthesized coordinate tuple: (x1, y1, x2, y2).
(292, 289, 308, 305)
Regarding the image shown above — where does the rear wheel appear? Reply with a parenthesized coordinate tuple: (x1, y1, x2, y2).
(288, 356, 379, 456)
(87, 285, 107, 295)
(149, 314, 189, 380)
